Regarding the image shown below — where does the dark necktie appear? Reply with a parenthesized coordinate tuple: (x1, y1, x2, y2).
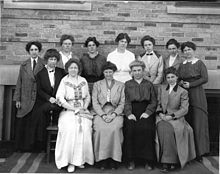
(33, 59, 36, 71)
(146, 53, 153, 56)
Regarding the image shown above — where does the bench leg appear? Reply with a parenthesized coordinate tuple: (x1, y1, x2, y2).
(47, 132, 51, 163)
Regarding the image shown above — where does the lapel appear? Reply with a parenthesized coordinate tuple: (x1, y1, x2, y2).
(42, 67, 52, 89)
(163, 85, 170, 111)
(54, 68, 62, 92)
(172, 54, 180, 67)
(24, 59, 35, 80)
(149, 51, 159, 69)
(34, 58, 44, 76)
(110, 80, 118, 101)
(164, 56, 170, 68)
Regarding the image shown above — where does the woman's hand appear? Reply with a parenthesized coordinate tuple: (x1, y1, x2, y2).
(16, 101, 21, 109)
(49, 97, 57, 104)
(164, 115, 173, 121)
(128, 114, 136, 121)
(182, 81, 190, 88)
(102, 114, 113, 123)
(140, 113, 149, 119)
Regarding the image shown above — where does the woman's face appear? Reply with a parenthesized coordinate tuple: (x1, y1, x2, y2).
(62, 39, 73, 53)
(166, 73, 178, 85)
(143, 40, 154, 53)
(68, 63, 79, 77)
(118, 38, 128, 50)
(131, 66, 144, 80)
(104, 69, 114, 81)
(47, 57, 57, 69)
(167, 44, 178, 57)
(87, 41, 97, 54)
(29, 45, 40, 58)
(183, 46, 195, 59)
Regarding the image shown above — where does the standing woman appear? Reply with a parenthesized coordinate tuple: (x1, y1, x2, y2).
(80, 37, 106, 92)
(57, 34, 79, 69)
(156, 67, 195, 172)
(13, 41, 45, 151)
(55, 59, 94, 172)
(107, 33, 135, 83)
(178, 41, 209, 162)
(92, 61, 125, 170)
(123, 60, 157, 171)
(164, 39, 184, 70)
(139, 35, 164, 85)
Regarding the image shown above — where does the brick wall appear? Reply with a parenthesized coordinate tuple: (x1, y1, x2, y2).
(1, 1, 220, 70)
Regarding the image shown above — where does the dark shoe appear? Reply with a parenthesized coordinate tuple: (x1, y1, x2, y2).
(99, 160, 107, 170)
(145, 163, 154, 170)
(109, 160, 118, 170)
(127, 161, 135, 170)
(196, 156, 203, 163)
(160, 164, 170, 173)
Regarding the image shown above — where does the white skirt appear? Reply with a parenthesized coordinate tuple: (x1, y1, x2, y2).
(55, 110, 94, 169)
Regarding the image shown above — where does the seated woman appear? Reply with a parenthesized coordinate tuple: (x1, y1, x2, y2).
(156, 67, 196, 172)
(138, 35, 164, 85)
(92, 61, 125, 170)
(123, 60, 157, 171)
(55, 59, 94, 173)
(29, 49, 66, 151)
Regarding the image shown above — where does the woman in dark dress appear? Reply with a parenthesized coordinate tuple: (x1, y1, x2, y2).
(13, 41, 45, 151)
(29, 49, 66, 151)
(80, 37, 106, 93)
(123, 60, 157, 171)
(178, 41, 209, 162)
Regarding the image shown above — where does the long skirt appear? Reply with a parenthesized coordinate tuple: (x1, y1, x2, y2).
(157, 121, 179, 164)
(55, 110, 94, 169)
(15, 111, 34, 151)
(186, 106, 210, 157)
(93, 115, 123, 162)
(123, 101, 156, 162)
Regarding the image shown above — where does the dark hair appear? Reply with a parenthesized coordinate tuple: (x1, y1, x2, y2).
(166, 38, 180, 49)
(164, 67, 179, 77)
(140, 35, 155, 48)
(44, 48, 61, 62)
(181, 41, 196, 52)
(25, 41, 42, 52)
(102, 61, 117, 72)
(84, 37, 100, 47)
(115, 33, 131, 44)
(65, 58, 82, 75)
(60, 34, 75, 46)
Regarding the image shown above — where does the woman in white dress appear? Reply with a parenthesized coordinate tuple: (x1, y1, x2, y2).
(107, 33, 135, 83)
(55, 58, 94, 172)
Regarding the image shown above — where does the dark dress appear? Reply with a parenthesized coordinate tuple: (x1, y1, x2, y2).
(80, 53, 106, 83)
(123, 79, 157, 162)
(29, 67, 66, 151)
(178, 59, 210, 157)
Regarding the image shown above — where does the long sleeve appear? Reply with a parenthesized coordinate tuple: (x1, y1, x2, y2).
(92, 82, 105, 116)
(144, 84, 157, 116)
(153, 55, 164, 85)
(36, 73, 51, 102)
(189, 61, 208, 88)
(113, 84, 125, 115)
(13, 66, 22, 101)
(83, 80, 91, 109)
(173, 89, 189, 119)
(124, 83, 132, 117)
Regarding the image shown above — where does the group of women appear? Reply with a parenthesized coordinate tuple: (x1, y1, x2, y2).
(14, 33, 210, 173)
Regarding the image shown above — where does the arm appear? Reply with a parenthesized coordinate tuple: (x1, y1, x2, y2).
(13, 66, 22, 102)
(36, 73, 51, 102)
(56, 78, 74, 111)
(124, 83, 132, 117)
(92, 82, 105, 116)
(144, 84, 157, 116)
(173, 89, 189, 119)
(83, 80, 91, 109)
(189, 61, 208, 88)
(153, 56, 164, 84)
(113, 84, 125, 115)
